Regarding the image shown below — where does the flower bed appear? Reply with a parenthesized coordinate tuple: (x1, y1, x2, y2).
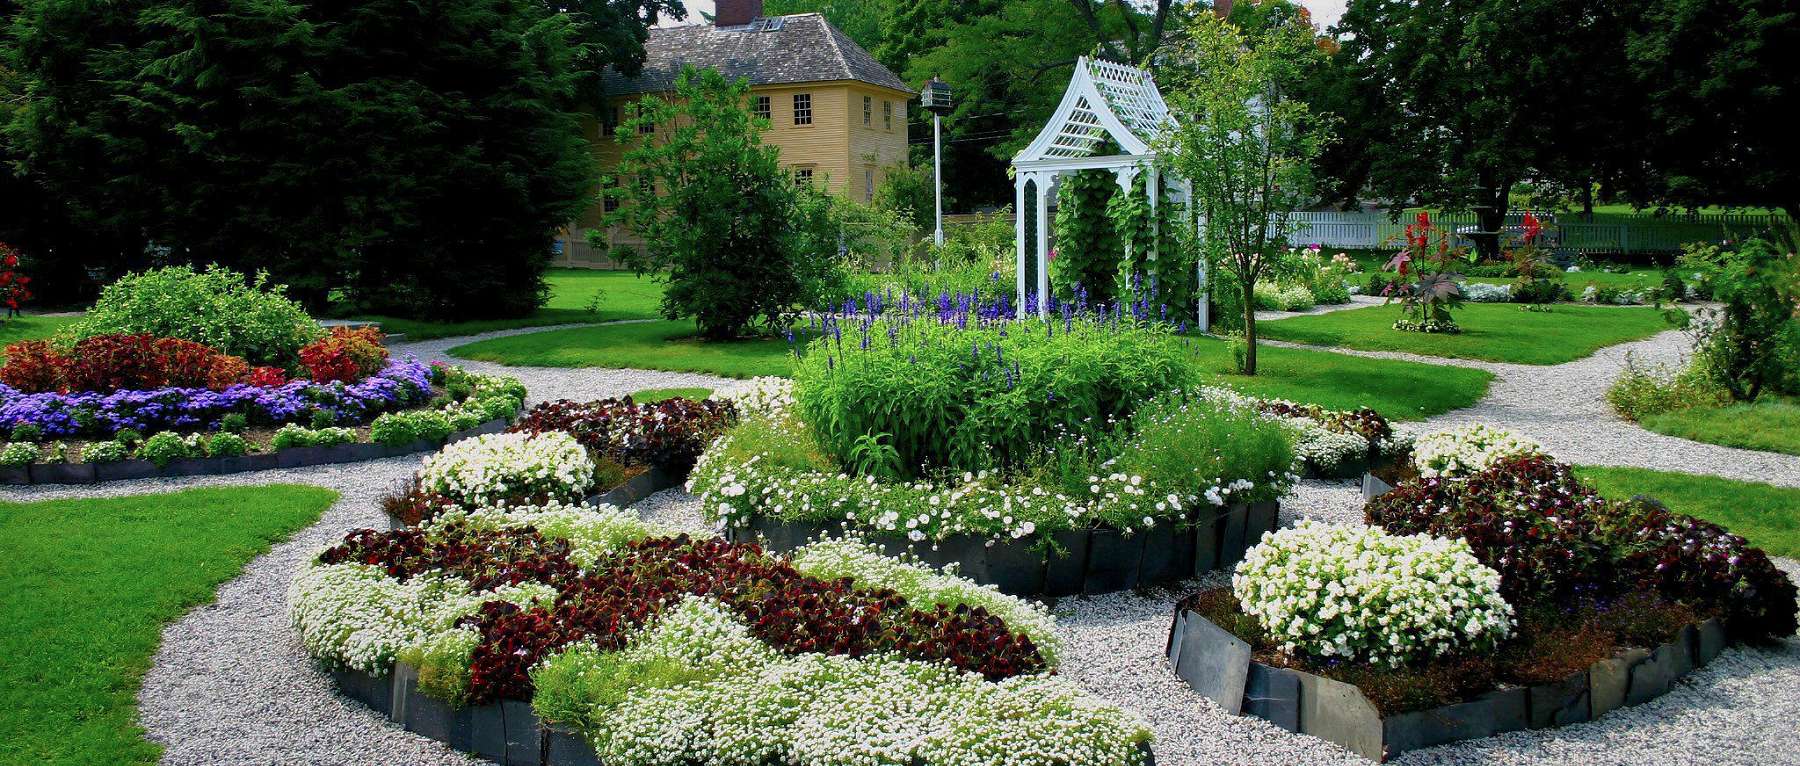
(0, 362, 526, 484)
(1166, 423, 1797, 760)
(1203, 389, 1407, 479)
(292, 504, 1154, 766)
(691, 365, 1298, 595)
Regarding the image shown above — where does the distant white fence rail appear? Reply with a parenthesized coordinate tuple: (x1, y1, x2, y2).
(1285, 211, 1788, 254)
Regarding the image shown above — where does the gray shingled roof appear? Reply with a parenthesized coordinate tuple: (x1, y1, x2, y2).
(601, 14, 914, 97)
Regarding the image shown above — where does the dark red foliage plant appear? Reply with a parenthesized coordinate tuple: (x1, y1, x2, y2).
(0, 340, 67, 393)
(299, 326, 389, 383)
(509, 396, 736, 474)
(317, 527, 1046, 704)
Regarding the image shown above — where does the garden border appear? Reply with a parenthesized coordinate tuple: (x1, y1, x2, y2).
(0, 418, 511, 486)
(328, 661, 1158, 766)
(583, 465, 682, 510)
(723, 500, 1281, 597)
(1164, 607, 1730, 762)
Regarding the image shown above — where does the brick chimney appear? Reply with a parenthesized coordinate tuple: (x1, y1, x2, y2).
(715, 0, 763, 26)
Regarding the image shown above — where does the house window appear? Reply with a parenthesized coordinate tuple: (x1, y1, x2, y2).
(864, 168, 875, 202)
(883, 101, 893, 130)
(863, 96, 872, 126)
(638, 115, 654, 135)
(602, 105, 622, 137)
(753, 95, 771, 121)
(602, 178, 620, 213)
(793, 94, 812, 126)
(794, 167, 814, 187)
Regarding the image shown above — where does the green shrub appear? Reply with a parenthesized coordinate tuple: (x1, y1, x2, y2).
(113, 428, 144, 448)
(9, 423, 43, 443)
(0, 442, 37, 466)
(309, 409, 337, 429)
(271, 424, 314, 450)
(310, 427, 355, 447)
(446, 410, 484, 433)
(1112, 392, 1296, 507)
(792, 316, 1200, 477)
(218, 413, 250, 434)
(208, 432, 250, 457)
(137, 432, 192, 467)
(1254, 282, 1316, 312)
(370, 413, 421, 446)
(1607, 354, 1731, 421)
(64, 265, 322, 367)
(1510, 277, 1568, 304)
(79, 440, 129, 464)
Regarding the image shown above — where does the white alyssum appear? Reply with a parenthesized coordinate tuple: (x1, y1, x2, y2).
(423, 501, 665, 567)
(417, 431, 594, 505)
(1232, 521, 1514, 666)
(1412, 423, 1545, 479)
(286, 563, 554, 672)
(726, 376, 795, 419)
(1285, 418, 1371, 475)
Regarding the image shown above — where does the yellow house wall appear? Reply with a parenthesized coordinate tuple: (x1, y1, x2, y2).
(570, 79, 910, 258)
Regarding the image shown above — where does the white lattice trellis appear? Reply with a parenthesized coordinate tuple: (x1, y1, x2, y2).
(1010, 57, 1205, 330)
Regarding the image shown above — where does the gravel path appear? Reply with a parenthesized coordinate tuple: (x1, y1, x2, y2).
(7, 321, 1797, 766)
(1254, 294, 1387, 322)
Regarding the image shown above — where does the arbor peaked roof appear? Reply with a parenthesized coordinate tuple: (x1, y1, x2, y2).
(1015, 56, 1175, 164)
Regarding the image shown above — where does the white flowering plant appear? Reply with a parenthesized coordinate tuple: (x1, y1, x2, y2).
(1412, 423, 1544, 479)
(1232, 521, 1514, 666)
(418, 431, 594, 506)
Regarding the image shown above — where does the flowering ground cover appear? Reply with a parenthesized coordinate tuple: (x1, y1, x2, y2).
(291, 503, 1153, 765)
(1258, 303, 1677, 365)
(1183, 423, 1797, 717)
(1575, 465, 1800, 558)
(347, 270, 666, 340)
(0, 485, 338, 766)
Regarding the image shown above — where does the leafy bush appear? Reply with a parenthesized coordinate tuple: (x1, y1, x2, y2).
(792, 315, 1199, 477)
(10, 422, 43, 443)
(78, 440, 128, 463)
(64, 265, 321, 367)
(0, 442, 37, 466)
(271, 424, 314, 450)
(207, 432, 250, 457)
(1680, 238, 1798, 401)
(218, 413, 249, 434)
(309, 427, 355, 447)
(1111, 392, 1296, 506)
(1510, 276, 1568, 304)
(1253, 281, 1316, 311)
(1233, 520, 1513, 666)
(1367, 454, 1799, 642)
(0, 340, 65, 393)
(418, 432, 594, 506)
(1606, 353, 1730, 421)
(508, 397, 737, 474)
(137, 431, 192, 467)
(299, 326, 389, 383)
(1411, 423, 1544, 478)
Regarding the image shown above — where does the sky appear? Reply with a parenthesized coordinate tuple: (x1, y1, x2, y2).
(665, 1, 1348, 30)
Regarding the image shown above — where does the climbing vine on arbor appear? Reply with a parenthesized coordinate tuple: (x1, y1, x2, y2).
(1107, 177, 1198, 324)
(1053, 169, 1121, 306)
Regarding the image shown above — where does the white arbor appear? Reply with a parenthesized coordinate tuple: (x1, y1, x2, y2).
(1011, 57, 1206, 330)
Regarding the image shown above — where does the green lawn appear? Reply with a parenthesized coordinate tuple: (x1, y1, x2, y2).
(455, 320, 1489, 420)
(1258, 303, 1676, 365)
(1186, 338, 1492, 420)
(0, 485, 339, 766)
(631, 387, 714, 403)
(451, 319, 806, 378)
(1465, 269, 1669, 292)
(1638, 399, 1800, 457)
(348, 269, 665, 340)
(0, 314, 76, 348)
(1575, 466, 1800, 559)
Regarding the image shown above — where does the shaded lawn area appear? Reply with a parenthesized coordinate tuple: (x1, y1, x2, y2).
(1575, 466, 1800, 559)
(0, 485, 339, 766)
(1637, 398, 1800, 457)
(348, 269, 665, 340)
(0, 314, 77, 354)
(451, 319, 806, 378)
(453, 320, 1490, 420)
(1257, 303, 1676, 365)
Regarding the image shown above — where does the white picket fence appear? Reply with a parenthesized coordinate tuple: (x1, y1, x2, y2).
(1284, 211, 1786, 254)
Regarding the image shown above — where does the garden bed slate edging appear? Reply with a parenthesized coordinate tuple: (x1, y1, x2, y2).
(329, 662, 1157, 766)
(724, 500, 1282, 598)
(1164, 607, 1730, 762)
(3, 417, 511, 486)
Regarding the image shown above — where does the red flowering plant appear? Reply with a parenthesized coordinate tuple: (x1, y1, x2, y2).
(1385, 212, 1469, 333)
(1505, 212, 1568, 307)
(299, 326, 389, 383)
(1, 243, 33, 319)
